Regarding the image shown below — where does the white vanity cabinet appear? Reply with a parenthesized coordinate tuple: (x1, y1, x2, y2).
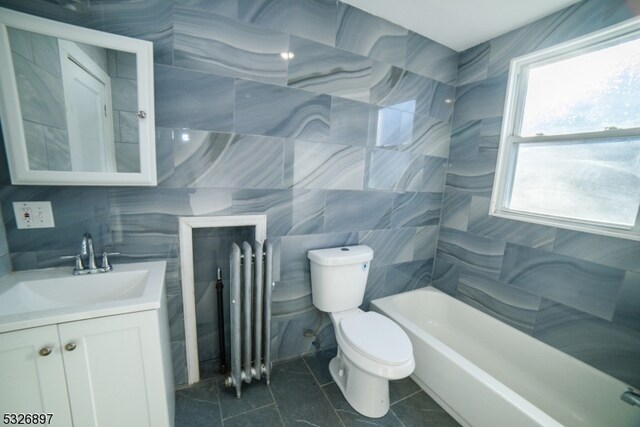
(0, 309, 174, 427)
(0, 325, 73, 426)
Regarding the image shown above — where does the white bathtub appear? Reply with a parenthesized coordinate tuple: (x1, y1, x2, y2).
(371, 286, 640, 427)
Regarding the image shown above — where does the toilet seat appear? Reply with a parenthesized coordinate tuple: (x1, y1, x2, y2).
(339, 311, 413, 366)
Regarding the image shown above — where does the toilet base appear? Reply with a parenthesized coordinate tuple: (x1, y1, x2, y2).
(329, 349, 390, 418)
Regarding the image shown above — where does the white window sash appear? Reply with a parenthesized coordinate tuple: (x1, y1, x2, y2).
(490, 16, 640, 241)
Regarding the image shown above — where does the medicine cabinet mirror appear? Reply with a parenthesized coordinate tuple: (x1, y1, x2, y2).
(0, 7, 157, 186)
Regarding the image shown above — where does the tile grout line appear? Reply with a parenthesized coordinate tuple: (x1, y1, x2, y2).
(221, 402, 278, 422)
(214, 377, 225, 427)
(266, 381, 287, 426)
(389, 408, 408, 427)
(301, 355, 347, 427)
(390, 388, 428, 406)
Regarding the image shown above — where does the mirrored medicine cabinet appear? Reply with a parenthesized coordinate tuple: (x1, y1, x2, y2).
(0, 7, 157, 186)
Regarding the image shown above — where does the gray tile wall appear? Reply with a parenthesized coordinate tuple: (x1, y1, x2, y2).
(0, 0, 457, 386)
(0, 203, 10, 279)
(436, 0, 640, 388)
(8, 28, 71, 171)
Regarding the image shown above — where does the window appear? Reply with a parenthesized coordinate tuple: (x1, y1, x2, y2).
(491, 17, 640, 241)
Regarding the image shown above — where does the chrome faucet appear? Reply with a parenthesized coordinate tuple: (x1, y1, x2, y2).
(62, 233, 119, 275)
(80, 233, 98, 270)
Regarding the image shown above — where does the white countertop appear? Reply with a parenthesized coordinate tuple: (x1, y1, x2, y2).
(0, 260, 166, 333)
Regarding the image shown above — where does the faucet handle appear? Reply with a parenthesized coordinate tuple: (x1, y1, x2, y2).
(61, 254, 84, 271)
(100, 252, 120, 270)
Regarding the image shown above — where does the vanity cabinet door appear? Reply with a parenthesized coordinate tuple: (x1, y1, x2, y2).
(58, 311, 171, 427)
(0, 325, 73, 427)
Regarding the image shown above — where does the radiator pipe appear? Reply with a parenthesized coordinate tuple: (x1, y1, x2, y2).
(227, 243, 242, 398)
(242, 242, 253, 384)
(215, 267, 227, 374)
(253, 240, 263, 381)
(264, 240, 273, 385)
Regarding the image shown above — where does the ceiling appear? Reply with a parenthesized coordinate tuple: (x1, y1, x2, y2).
(340, 0, 582, 52)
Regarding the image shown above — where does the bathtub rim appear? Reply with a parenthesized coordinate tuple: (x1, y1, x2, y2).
(371, 286, 567, 427)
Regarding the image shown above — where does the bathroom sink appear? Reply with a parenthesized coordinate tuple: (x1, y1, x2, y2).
(0, 261, 166, 333)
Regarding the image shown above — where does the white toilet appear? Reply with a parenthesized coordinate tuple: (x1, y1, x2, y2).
(307, 245, 415, 418)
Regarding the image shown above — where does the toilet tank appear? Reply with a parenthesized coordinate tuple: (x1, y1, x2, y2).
(307, 245, 374, 312)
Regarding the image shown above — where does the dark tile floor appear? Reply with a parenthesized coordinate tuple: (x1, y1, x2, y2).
(175, 348, 460, 427)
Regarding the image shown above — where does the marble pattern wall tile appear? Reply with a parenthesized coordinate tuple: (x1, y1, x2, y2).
(271, 277, 314, 322)
(13, 53, 66, 130)
(0, 0, 100, 27)
(553, 230, 640, 273)
(336, 3, 407, 68)
(231, 189, 325, 237)
(422, 156, 447, 192)
(533, 299, 640, 388)
(367, 149, 425, 192)
(430, 258, 460, 296)
(154, 65, 235, 132)
(358, 228, 416, 266)
(440, 192, 470, 231)
(369, 108, 452, 158)
(174, 130, 285, 189)
(111, 78, 138, 111)
(324, 190, 393, 232)
(613, 272, 640, 333)
(329, 98, 370, 146)
(279, 231, 358, 281)
(360, 265, 387, 310)
(408, 116, 451, 158)
(235, 80, 331, 141)
(405, 32, 458, 85)
(284, 139, 365, 190)
(369, 64, 453, 119)
(45, 126, 71, 171)
(173, 0, 238, 17)
(383, 259, 434, 295)
(445, 151, 496, 197)
(500, 243, 625, 321)
(174, 7, 289, 85)
(456, 42, 490, 86)
(390, 192, 442, 228)
(91, 0, 174, 65)
(448, 120, 481, 161)
(452, 74, 508, 125)
(368, 105, 414, 149)
(155, 127, 175, 187)
(455, 269, 541, 334)
(287, 36, 372, 102)
(23, 122, 49, 171)
(436, 227, 505, 278)
(468, 196, 556, 249)
(238, 0, 337, 47)
(1, 186, 111, 253)
(413, 226, 438, 261)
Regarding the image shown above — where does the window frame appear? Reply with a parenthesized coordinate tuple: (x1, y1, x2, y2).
(490, 17, 640, 241)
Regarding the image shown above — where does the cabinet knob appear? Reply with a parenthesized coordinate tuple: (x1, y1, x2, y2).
(137, 110, 147, 119)
(39, 347, 52, 357)
(65, 342, 77, 352)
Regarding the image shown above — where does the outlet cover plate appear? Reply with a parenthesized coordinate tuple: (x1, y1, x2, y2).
(13, 201, 55, 229)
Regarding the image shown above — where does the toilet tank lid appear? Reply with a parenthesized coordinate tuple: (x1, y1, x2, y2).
(307, 245, 373, 266)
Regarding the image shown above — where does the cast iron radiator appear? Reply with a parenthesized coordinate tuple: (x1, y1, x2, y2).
(224, 240, 274, 398)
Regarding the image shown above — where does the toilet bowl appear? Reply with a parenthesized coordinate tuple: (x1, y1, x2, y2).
(307, 245, 415, 418)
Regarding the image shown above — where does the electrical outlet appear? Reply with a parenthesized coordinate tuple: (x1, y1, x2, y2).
(13, 201, 55, 229)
